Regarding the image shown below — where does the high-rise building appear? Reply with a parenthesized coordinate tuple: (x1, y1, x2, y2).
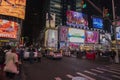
(61, 0, 76, 25)
(44, 0, 62, 26)
(44, 0, 77, 26)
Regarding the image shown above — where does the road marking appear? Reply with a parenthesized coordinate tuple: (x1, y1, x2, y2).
(98, 75, 112, 80)
(90, 69, 104, 73)
(84, 70, 97, 76)
(97, 67, 120, 75)
(66, 74, 74, 78)
(76, 72, 96, 80)
(54, 77, 62, 80)
(110, 68, 120, 72)
(105, 66, 120, 71)
(84, 70, 111, 80)
(105, 65, 120, 69)
(112, 75, 120, 79)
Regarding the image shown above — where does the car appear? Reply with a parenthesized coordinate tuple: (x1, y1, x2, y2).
(46, 51, 62, 59)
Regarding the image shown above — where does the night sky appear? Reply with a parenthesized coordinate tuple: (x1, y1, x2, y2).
(22, 0, 120, 43)
(22, 0, 44, 43)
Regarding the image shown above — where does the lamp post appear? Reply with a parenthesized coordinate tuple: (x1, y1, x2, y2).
(112, 0, 119, 63)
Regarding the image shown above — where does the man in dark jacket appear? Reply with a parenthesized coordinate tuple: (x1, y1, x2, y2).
(110, 50, 116, 63)
(29, 45, 34, 64)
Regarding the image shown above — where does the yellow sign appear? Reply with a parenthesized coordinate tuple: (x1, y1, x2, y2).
(0, 40, 9, 42)
(0, 0, 26, 19)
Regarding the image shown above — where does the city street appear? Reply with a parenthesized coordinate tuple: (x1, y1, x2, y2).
(23, 57, 120, 80)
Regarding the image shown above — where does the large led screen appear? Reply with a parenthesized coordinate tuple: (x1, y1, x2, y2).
(60, 27, 68, 42)
(47, 29, 58, 48)
(0, 19, 18, 39)
(85, 31, 99, 43)
(60, 42, 66, 49)
(0, 0, 26, 19)
(100, 33, 111, 45)
(66, 10, 88, 27)
(92, 17, 103, 29)
(68, 28, 85, 43)
(116, 27, 120, 40)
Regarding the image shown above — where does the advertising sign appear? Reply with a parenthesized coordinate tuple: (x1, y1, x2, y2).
(60, 27, 68, 42)
(47, 29, 58, 48)
(92, 17, 103, 29)
(85, 31, 99, 43)
(116, 27, 120, 40)
(100, 33, 111, 44)
(0, 0, 26, 19)
(66, 10, 88, 27)
(46, 13, 56, 28)
(68, 28, 85, 43)
(60, 42, 66, 49)
(0, 19, 19, 39)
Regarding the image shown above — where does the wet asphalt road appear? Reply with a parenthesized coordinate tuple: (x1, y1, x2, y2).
(23, 57, 120, 80)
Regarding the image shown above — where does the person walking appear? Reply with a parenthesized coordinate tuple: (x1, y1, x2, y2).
(4, 47, 19, 80)
(110, 49, 116, 63)
(29, 45, 34, 64)
(19, 47, 24, 63)
(37, 50, 42, 62)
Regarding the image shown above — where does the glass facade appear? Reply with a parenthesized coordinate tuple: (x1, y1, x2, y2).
(49, 0, 62, 26)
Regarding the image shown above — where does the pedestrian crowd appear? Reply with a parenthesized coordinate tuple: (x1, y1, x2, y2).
(64, 49, 117, 63)
(0, 45, 42, 80)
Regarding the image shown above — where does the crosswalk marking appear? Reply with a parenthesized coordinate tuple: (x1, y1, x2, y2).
(54, 66, 120, 80)
(84, 70, 97, 76)
(54, 77, 62, 80)
(97, 75, 112, 80)
(110, 68, 120, 72)
(105, 65, 120, 69)
(84, 70, 112, 80)
(76, 72, 96, 80)
(97, 67, 120, 75)
(105, 66, 120, 72)
(66, 74, 74, 78)
(90, 69, 104, 73)
(112, 75, 120, 79)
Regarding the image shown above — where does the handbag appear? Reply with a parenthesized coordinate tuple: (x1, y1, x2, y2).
(4, 57, 19, 74)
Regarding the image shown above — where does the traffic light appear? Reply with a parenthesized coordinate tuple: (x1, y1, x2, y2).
(80, 0, 87, 8)
(103, 8, 110, 17)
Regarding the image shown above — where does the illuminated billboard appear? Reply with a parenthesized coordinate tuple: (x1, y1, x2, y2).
(45, 29, 58, 48)
(92, 17, 103, 29)
(68, 28, 85, 43)
(60, 27, 68, 42)
(66, 10, 88, 27)
(100, 33, 111, 45)
(0, 0, 26, 19)
(116, 27, 120, 40)
(0, 19, 18, 39)
(85, 31, 99, 43)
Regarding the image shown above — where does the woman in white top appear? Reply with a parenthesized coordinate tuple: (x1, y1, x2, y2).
(4, 47, 19, 80)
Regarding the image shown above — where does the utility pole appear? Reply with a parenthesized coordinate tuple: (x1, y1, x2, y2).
(112, 0, 119, 63)
(85, 0, 112, 23)
(85, 0, 102, 14)
(86, 0, 119, 63)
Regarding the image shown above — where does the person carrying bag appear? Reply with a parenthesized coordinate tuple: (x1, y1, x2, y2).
(4, 47, 19, 80)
